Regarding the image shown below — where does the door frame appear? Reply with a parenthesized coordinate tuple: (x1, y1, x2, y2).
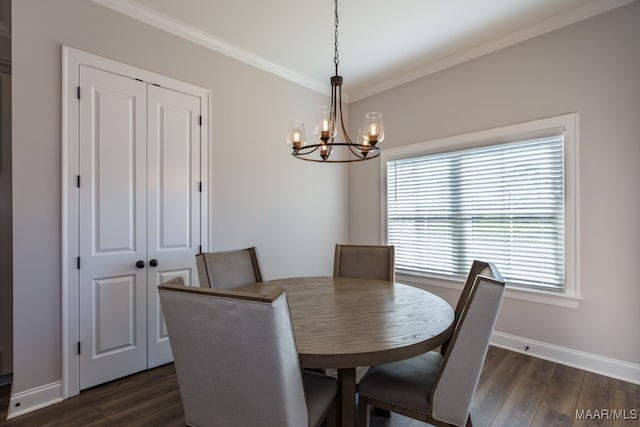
(62, 46, 210, 398)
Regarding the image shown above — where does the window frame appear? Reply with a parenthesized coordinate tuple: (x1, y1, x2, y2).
(381, 114, 580, 308)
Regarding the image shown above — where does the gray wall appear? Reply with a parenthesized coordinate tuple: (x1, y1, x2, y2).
(12, 0, 347, 394)
(348, 2, 640, 365)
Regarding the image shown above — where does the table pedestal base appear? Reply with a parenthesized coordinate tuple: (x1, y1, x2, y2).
(338, 367, 356, 427)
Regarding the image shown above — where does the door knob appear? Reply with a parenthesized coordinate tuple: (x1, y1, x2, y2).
(149, 259, 158, 267)
(136, 260, 145, 269)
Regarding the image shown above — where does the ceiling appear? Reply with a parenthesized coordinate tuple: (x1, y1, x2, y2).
(95, 0, 634, 101)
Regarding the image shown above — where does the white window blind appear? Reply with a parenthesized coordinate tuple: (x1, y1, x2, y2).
(387, 135, 565, 291)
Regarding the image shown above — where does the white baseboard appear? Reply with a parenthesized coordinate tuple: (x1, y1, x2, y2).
(7, 381, 63, 419)
(491, 331, 640, 385)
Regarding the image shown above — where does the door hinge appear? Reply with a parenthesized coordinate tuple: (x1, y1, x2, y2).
(77, 257, 80, 269)
(76, 175, 80, 188)
(134, 78, 144, 82)
(199, 182, 202, 192)
(77, 86, 80, 100)
(199, 115, 202, 126)
(199, 245, 202, 254)
(77, 341, 81, 355)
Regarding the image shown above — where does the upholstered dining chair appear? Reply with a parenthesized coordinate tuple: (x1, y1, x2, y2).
(440, 260, 493, 356)
(331, 244, 395, 384)
(333, 244, 395, 282)
(158, 278, 338, 427)
(357, 263, 505, 427)
(195, 246, 263, 289)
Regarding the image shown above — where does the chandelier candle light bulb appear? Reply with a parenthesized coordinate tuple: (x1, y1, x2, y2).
(315, 106, 334, 143)
(358, 128, 371, 156)
(320, 143, 331, 161)
(287, 120, 307, 151)
(363, 112, 384, 146)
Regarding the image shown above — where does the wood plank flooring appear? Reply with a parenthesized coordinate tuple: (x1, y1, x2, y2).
(1, 347, 638, 426)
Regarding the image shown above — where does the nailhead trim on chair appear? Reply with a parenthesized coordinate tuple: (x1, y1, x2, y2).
(365, 396, 430, 417)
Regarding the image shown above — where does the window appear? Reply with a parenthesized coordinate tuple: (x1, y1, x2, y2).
(383, 114, 578, 302)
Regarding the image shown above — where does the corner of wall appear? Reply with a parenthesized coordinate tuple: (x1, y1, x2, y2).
(7, 381, 63, 419)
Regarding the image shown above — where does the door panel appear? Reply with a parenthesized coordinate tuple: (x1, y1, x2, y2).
(150, 269, 193, 352)
(93, 92, 138, 253)
(147, 85, 201, 368)
(93, 275, 138, 356)
(157, 104, 192, 248)
(78, 66, 148, 390)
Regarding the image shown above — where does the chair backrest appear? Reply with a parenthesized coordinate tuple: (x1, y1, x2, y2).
(454, 260, 492, 323)
(333, 244, 395, 282)
(195, 246, 263, 289)
(430, 263, 505, 427)
(440, 260, 492, 355)
(158, 280, 309, 427)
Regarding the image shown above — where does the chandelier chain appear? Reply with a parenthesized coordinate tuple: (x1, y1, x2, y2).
(334, 0, 339, 74)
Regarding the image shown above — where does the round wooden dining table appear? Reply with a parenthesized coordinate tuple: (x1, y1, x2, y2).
(238, 276, 454, 427)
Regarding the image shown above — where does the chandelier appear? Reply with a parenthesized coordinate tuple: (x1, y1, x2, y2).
(286, 0, 384, 162)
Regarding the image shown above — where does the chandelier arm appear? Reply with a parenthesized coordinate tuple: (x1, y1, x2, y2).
(346, 140, 364, 158)
(337, 85, 352, 145)
(294, 144, 321, 156)
(293, 143, 381, 162)
(331, 86, 342, 138)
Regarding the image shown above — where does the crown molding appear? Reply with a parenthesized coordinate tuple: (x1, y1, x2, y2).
(92, 0, 634, 103)
(91, 0, 329, 97)
(350, 0, 637, 101)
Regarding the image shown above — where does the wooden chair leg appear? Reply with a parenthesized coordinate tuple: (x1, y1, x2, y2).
(324, 401, 338, 427)
(357, 395, 370, 427)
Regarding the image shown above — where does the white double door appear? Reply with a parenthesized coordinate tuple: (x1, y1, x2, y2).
(77, 66, 202, 390)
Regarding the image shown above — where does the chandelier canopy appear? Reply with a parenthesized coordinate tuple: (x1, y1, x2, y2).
(287, 0, 384, 163)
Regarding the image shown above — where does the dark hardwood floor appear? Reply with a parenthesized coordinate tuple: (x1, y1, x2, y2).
(1, 347, 638, 426)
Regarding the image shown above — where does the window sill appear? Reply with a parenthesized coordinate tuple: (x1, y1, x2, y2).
(396, 272, 581, 309)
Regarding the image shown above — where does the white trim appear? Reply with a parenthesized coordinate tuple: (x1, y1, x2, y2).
(382, 114, 580, 305)
(382, 114, 578, 161)
(398, 273, 581, 309)
(88, 0, 633, 102)
(201, 92, 211, 254)
(62, 45, 210, 398)
(491, 331, 640, 385)
(7, 381, 63, 419)
(61, 46, 80, 399)
(350, 0, 636, 101)
(90, 0, 329, 98)
(63, 46, 211, 97)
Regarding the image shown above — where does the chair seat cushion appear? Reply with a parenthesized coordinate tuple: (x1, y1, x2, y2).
(358, 351, 443, 415)
(302, 370, 338, 427)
